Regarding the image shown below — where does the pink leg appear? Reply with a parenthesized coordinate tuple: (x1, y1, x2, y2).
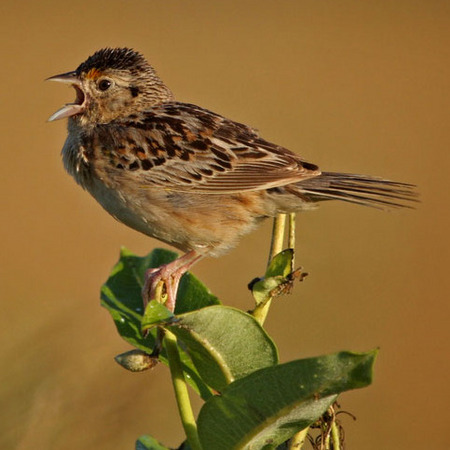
(142, 250, 204, 312)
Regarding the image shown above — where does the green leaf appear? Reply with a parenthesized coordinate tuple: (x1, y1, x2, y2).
(266, 249, 293, 278)
(252, 249, 294, 305)
(197, 350, 377, 450)
(175, 271, 220, 314)
(142, 300, 175, 329)
(100, 247, 181, 349)
(135, 435, 170, 450)
(167, 306, 279, 391)
(251, 276, 287, 305)
(100, 247, 218, 400)
(141, 304, 279, 392)
(100, 247, 153, 350)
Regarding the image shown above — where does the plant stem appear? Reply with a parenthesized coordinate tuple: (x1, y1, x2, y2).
(288, 213, 296, 270)
(154, 280, 165, 303)
(288, 213, 296, 249)
(268, 213, 287, 264)
(330, 420, 341, 450)
(288, 427, 309, 448)
(164, 330, 202, 450)
(253, 214, 287, 325)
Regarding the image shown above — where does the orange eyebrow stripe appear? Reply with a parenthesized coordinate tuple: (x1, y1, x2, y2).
(86, 68, 102, 79)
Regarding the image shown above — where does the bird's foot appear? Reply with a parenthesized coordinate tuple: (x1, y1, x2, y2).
(141, 250, 203, 312)
(142, 265, 180, 312)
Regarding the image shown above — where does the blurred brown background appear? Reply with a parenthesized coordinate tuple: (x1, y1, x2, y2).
(1, 1, 449, 449)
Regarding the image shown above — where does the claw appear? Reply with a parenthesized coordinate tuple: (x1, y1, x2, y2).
(141, 250, 204, 312)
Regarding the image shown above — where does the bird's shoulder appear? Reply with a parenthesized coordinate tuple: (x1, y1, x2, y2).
(118, 101, 263, 150)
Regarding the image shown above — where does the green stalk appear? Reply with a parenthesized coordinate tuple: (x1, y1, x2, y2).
(288, 427, 309, 449)
(253, 214, 287, 325)
(288, 213, 296, 249)
(268, 213, 287, 264)
(164, 330, 202, 450)
(288, 213, 296, 270)
(330, 420, 341, 450)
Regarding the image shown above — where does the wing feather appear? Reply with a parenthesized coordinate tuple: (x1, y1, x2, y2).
(95, 102, 320, 193)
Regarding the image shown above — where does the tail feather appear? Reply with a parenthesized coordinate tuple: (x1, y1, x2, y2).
(295, 172, 418, 209)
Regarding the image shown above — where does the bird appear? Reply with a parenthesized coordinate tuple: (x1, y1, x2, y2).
(47, 47, 416, 312)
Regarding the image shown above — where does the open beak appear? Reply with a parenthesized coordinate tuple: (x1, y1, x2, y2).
(47, 71, 86, 121)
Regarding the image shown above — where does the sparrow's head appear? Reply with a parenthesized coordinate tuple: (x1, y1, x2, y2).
(47, 48, 174, 125)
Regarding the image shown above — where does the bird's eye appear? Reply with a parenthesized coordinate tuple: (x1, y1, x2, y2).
(98, 79, 112, 91)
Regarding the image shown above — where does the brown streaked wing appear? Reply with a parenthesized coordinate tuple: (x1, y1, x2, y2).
(106, 102, 321, 193)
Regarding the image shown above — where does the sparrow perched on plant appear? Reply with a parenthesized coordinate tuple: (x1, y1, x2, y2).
(48, 48, 416, 311)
